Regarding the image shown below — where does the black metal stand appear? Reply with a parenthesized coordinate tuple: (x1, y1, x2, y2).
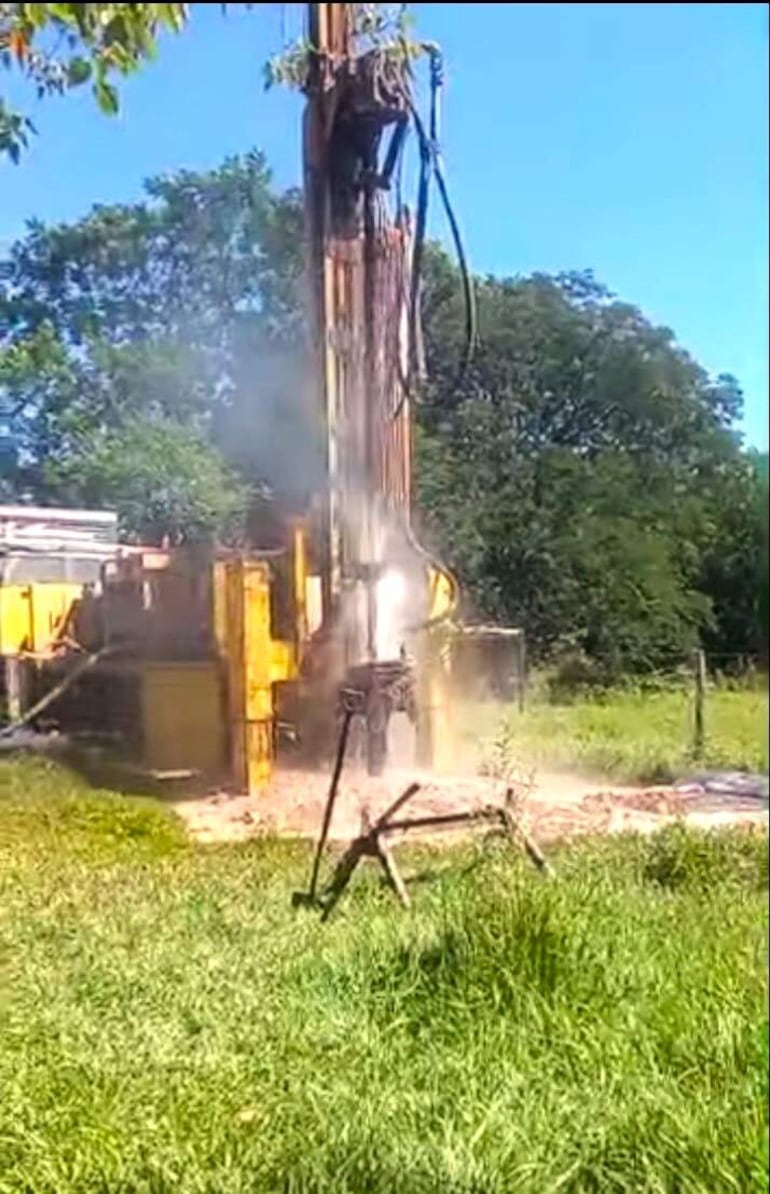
(293, 676, 550, 919)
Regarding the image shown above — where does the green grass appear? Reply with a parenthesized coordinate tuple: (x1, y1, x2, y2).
(466, 685, 768, 784)
(1, 757, 767, 1193)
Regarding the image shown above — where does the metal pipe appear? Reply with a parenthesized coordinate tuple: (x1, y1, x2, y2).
(306, 706, 354, 902)
(382, 810, 500, 835)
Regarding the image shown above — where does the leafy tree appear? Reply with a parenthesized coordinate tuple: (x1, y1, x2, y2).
(693, 455, 767, 664)
(1, 3, 189, 160)
(0, 152, 764, 672)
(48, 416, 249, 543)
(0, 151, 312, 539)
(416, 249, 758, 674)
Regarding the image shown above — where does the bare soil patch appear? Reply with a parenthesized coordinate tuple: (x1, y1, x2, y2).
(174, 765, 768, 845)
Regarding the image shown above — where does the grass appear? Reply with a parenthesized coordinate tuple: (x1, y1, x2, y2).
(1, 757, 767, 1193)
(465, 684, 768, 785)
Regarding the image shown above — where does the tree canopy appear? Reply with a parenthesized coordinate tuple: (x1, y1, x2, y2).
(0, 150, 765, 673)
(415, 249, 765, 671)
(0, 150, 312, 536)
(1, 4, 191, 160)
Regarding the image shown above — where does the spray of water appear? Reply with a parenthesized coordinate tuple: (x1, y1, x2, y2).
(374, 567, 408, 660)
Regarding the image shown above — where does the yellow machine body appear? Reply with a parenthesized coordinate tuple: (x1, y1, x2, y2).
(214, 556, 299, 792)
(16, 528, 313, 792)
(0, 582, 82, 656)
(119, 659, 225, 778)
(0, 510, 468, 785)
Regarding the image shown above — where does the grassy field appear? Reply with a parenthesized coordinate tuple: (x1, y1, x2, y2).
(1, 757, 767, 1193)
(464, 685, 768, 784)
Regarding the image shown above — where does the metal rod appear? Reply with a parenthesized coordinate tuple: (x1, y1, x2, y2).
(0, 644, 119, 739)
(362, 180, 378, 664)
(373, 781, 421, 829)
(307, 706, 353, 901)
(381, 809, 500, 835)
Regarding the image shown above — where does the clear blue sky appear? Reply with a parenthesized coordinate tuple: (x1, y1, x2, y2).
(1, 2, 767, 448)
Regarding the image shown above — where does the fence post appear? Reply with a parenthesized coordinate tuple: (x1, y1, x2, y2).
(693, 648, 706, 757)
(517, 632, 527, 714)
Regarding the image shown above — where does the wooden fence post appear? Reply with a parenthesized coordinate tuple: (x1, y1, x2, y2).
(693, 648, 706, 757)
(517, 632, 527, 714)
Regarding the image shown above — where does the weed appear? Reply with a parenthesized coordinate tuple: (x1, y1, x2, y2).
(641, 820, 768, 891)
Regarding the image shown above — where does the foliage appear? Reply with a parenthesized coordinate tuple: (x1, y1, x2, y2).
(415, 249, 764, 674)
(263, 3, 435, 93)
(0, 756, 766, 1192)
(0, 3, 189, 160)
(0, 151, 309, 541)
(641, 818, 768, 892)
(695, 453, 768, 663)
(48, 416, 250, 542)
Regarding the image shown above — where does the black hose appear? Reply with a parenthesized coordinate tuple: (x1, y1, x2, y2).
(432, 148, 477, 398)
(392, 48, 477, 423)
(409, 100, 477, 404)
(396, 51, 469, 631)
(400, 513, 460, 633)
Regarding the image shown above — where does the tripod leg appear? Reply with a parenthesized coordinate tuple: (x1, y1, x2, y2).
(500, 808, 550, 875)
(374, 836, 411, 908)
(319, 842, 365, 922)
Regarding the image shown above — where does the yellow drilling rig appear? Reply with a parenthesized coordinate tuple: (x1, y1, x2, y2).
(0, 4, 516, 792)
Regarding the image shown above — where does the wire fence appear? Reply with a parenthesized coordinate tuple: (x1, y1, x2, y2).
(455, 638, 767, 781)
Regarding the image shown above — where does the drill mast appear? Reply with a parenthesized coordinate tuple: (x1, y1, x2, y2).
(304, 2, 413, 670)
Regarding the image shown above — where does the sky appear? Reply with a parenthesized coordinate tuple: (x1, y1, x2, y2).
(1, 2, 767, 448)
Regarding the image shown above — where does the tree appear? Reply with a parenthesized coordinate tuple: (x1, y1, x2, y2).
(694, 455, 767, 664)
(49, 417, 249, 543)
(0, 150, 310, 540)
(1, 152, 763, 671)
(415, 249, 758, 675)
(1, 3, 190, 161)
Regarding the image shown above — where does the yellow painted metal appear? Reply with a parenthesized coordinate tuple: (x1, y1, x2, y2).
(138, 661, 224, 777)
(426, 564, 457, 625)
(212, 559, 228, 657)
(413, 562, 459, 770)
(416, 627, 456, 772)
(270, 639, 296, 685)
(290, 520, 309, 652)
(0, 582, 82, 655)
(214, 555, 300, 794)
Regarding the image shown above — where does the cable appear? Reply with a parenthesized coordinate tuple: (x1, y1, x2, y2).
(409, 93, 477, 403)
(391, 46, 477, 423)
(364, 48, 467, 633)
(400, 512, 460, 633)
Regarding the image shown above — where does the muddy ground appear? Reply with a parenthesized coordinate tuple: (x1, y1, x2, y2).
(174, 765, 768, 847)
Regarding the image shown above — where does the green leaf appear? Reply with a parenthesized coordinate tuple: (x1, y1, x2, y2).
(67, 56, 92, 86)
(158, 4, 189, 33)
(94, 78, 119, 116)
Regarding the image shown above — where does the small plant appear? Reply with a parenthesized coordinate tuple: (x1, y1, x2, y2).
(262, 3, 437, 94)
(642, 821, 769, 893)
(478, 717, 535, 811)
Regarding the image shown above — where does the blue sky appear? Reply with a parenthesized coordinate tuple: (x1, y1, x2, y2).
(1, 2, 767, 448)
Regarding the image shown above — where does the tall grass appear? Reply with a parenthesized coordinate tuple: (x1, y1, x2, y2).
(466, 684, 768, 784)
(1, 758, 767, 1193)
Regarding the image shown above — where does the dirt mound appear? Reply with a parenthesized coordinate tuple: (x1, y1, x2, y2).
(174, 766, 768, 846)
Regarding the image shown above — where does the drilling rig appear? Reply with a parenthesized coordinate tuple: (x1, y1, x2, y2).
(0, 2, 474, 792)
(298, 1, 460, 776)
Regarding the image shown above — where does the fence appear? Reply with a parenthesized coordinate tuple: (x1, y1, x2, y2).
(462, 647, 768, 785)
